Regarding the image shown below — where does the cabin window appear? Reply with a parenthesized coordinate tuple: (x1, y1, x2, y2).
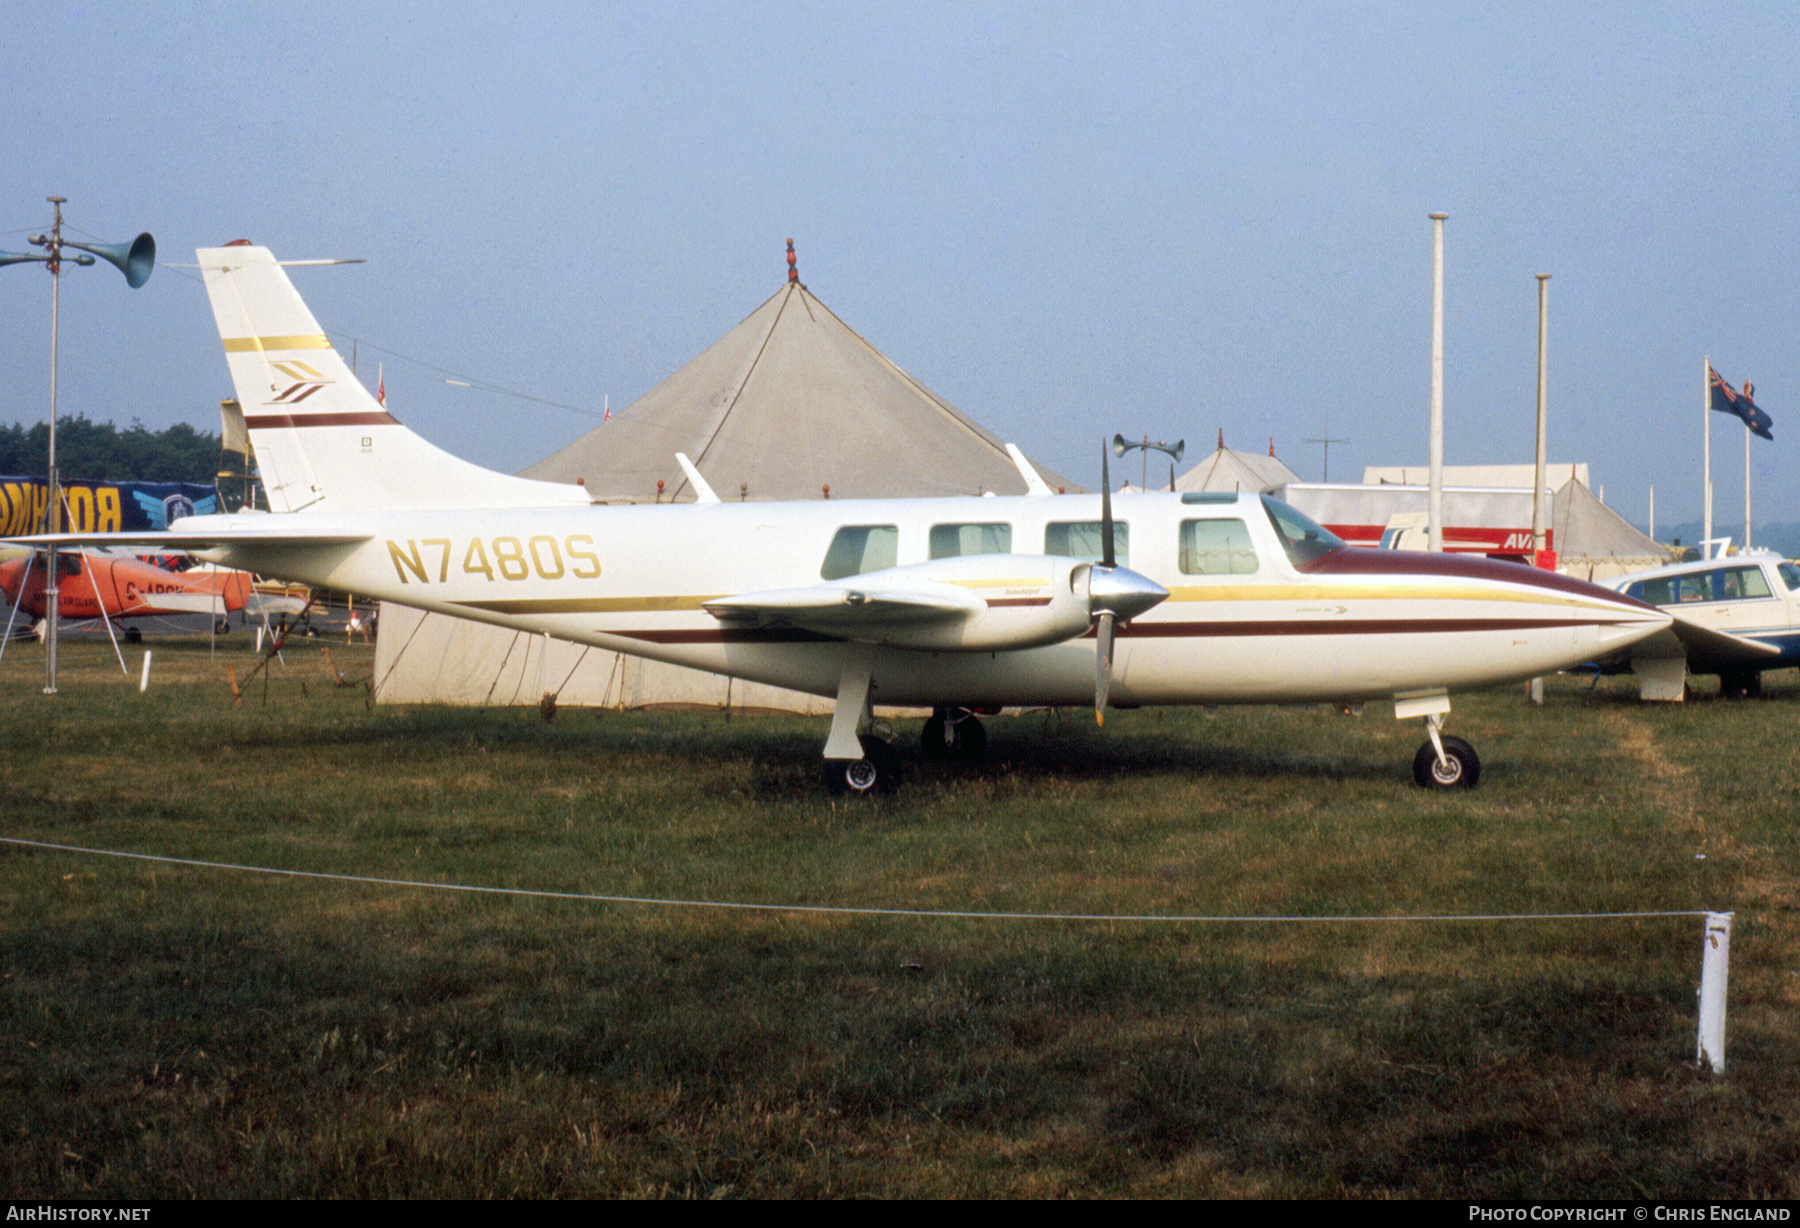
(1779, 563, 1800, 592)
(1637, 574, 1707, 605)
(1634, 566, 1773, 606)
(1044, 521, 1128, 566)
(929, 522, 1012, 559)
(820, 525, 898, 580)
(1260, 495, 1344, 567)
(1178, 518, 1259, 575)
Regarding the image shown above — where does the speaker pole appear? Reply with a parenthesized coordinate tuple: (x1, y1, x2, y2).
(3, 196, 156, 695)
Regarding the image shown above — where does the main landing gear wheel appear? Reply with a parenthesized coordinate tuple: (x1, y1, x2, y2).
(921, 708, 987, 761)
(1412, 735, 1480, 790)
(825, 736, 901, 796)
(1720, 670, 1763, 699)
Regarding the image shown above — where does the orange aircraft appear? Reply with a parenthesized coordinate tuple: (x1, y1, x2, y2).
(0, 549, 253, 633)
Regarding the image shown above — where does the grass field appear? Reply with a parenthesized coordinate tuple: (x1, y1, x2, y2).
(0, 637, 1795, 1198)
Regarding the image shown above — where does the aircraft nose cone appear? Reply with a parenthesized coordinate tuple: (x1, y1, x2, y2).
(1089, 565, 1168, 623)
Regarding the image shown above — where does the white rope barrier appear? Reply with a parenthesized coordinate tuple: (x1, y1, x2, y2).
(0, 835, 1732, 1072)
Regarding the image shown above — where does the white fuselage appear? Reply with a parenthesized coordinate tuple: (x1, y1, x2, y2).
(184, 489, 1667, 710)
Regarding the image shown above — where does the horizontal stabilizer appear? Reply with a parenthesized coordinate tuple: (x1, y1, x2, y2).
(10, 523, 374, 550)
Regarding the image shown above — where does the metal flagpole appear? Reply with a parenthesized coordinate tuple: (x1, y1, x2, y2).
(1429, 213, 1447, 553)
(1703, 355, 1713, 553)
(1532, 275, 1550, 554)
(1744, 418, 1752, 550)
(1528, 274, 1550, 706)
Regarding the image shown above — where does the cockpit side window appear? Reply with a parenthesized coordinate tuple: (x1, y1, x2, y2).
(820, 525, 898, 580)
(1260, 495, 1345, 567)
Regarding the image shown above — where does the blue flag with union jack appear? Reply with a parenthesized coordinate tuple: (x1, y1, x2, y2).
(1709, 366, 1774, 440)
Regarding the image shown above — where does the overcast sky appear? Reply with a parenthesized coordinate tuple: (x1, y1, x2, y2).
(2, 2, 1793, 529)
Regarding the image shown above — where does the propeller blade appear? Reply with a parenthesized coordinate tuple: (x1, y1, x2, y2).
(1100, 443, 1116, 569)
(1095, 610, 1115, 726)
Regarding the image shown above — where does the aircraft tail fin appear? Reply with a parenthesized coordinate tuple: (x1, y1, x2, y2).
(197, 245, 590, 513)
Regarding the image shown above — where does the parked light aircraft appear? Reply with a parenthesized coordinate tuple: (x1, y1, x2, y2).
(1599, 549, 1800, 700)
(15, 244, 1676, 791)
(0, 547, 253, 636)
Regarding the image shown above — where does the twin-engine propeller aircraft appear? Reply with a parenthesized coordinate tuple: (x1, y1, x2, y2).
(14, 244, 1674, 791)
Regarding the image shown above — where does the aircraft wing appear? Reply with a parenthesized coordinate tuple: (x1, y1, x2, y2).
(1664, 612, 1784, 669)
(1618, 615, 1784, 668)
(705, 580, 985, 637)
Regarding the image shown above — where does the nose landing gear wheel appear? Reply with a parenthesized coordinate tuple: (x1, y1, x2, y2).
(1412, 735, 1480, 789)
(825, 736, 901, 796)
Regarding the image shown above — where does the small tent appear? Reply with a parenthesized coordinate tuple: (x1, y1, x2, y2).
(1550, 478, 1676, 580)
(1174, 441, 1300, 494)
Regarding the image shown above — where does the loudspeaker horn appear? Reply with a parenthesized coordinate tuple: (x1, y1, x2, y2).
(63, 233, 155, 288)
(0, 250, 47, 269)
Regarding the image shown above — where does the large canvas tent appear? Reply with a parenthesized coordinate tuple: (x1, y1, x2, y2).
(524, 276, 1072, 502)
(375, 273, 1071, 711)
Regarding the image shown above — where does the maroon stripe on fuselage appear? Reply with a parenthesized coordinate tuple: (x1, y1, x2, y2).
(1300, 545, 1660, 609)
(611, 616, 1622, 647)
(1113, 617, 1615, 639)
(243, 412, 403, 429)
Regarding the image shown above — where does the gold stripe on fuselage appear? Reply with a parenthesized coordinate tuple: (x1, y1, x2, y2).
(949, 577, 1050, 589)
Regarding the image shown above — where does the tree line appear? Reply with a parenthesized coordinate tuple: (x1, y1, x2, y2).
(0, 415, 221, 485)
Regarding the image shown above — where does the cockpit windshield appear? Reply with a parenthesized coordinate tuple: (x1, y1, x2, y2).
(1260, 495, 1345, 568)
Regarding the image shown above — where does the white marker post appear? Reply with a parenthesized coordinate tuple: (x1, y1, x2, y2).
(1697, 911, 1732, 1073)
(138, 650, 152, 693)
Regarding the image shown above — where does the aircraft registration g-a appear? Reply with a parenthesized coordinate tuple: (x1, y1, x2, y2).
(16, 243, 1676, 792)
